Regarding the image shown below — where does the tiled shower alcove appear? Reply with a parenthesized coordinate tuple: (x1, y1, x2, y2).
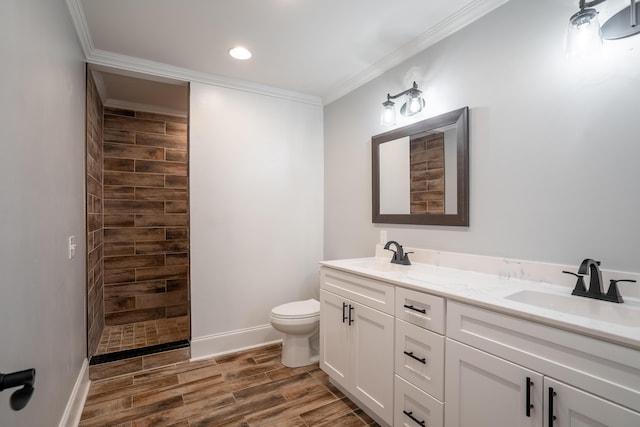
(86, 70, 190, 366)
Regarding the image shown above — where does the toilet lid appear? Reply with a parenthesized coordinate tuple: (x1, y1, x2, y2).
(271, 298, 320, 319)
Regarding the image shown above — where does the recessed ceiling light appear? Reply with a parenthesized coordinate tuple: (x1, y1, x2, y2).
(229, 47, 252, 60)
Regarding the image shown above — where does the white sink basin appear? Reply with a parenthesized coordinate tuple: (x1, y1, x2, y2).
(506, 290, 640, 327)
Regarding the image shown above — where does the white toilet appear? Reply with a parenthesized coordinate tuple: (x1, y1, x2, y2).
(270, 298, 320, 367)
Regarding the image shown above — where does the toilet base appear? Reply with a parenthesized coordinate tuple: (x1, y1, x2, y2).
(281, 333, 319, 368)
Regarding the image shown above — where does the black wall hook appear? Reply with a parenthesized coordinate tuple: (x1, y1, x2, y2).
(0, 369, 36, 411)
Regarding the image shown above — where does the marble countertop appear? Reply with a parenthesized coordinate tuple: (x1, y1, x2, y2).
(320, 257, 640, 350)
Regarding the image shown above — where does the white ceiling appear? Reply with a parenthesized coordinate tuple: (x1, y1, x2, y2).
(69, 0, 510, 109)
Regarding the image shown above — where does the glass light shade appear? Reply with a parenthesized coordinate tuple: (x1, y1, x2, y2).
(399, 90, 425, 117)
(565, 9, 603, 59)
(406, 92, 424, 115)
(381, 100, 396, 126)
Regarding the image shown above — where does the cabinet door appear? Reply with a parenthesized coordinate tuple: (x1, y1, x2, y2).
(545, 377, 640, 427)
(445, 339, 543, 427)
(319, 290, 350, 390)
(351, 300, 395, 426)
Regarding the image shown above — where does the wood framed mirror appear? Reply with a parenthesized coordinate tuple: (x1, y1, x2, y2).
(372, 107, 469, 226)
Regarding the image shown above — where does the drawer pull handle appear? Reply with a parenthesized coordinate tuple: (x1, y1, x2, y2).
(403, 410, 426, 426)
(403, 304, 426, 314)
(342, 302, 348, 323)
(348, 304, 354, 325)
(403, 351, 426, 364)
(526, 377, 534, 417)
(548, 387, 557, 425)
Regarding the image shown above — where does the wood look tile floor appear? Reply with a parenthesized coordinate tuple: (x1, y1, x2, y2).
(95, 316, 190, 355)
(80, 343, 380, 427)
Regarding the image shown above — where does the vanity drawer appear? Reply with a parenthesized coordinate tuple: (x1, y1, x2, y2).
(396, 286, 445, 334)
(447, 300, 640, 413)
(394, 375, 444, 427)
(320, 267, 394, 314)
(395, 319, 445, 400)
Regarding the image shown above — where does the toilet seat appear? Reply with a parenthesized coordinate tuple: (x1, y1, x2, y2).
(271, 299, 320, 320)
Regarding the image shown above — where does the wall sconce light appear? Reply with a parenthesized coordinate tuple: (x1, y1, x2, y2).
(566, 0, 640, 57)
(380, 82, 425, 126)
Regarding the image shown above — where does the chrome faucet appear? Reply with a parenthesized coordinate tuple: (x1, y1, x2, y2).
(383, 241, 412, 265)
(563, 258, 636, 303)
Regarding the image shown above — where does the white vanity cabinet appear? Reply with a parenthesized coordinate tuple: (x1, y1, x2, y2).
(319, 267, 395, 425)
(445, 301, 640, 427)
(319, 258, 640, 427)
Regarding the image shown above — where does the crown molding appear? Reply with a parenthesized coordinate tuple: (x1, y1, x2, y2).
(67, 0, 509, 107)
(66, 0, 321, 106)
(322, 0, 511, 105)
(65, 0, 93, 57)
(88, 64, 188, 87)
(86, 50, 323, 107)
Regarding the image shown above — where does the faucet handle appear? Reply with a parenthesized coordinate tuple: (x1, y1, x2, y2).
(605, 279, 637, 304)
(401, 252, 413, 265)
(563, 270, 587, 294)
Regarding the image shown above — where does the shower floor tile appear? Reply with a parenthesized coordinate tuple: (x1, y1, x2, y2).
(95, 316, 189, 356)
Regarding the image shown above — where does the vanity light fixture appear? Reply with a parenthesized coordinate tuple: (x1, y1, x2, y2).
(380, 81, 425, 126)
(229, 46, 252, 60)
(566, 0, 640, 57)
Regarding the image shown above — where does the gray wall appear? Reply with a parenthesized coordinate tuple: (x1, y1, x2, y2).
(324, 0, 640, 273)
(0, 0, 86, 425)
(190, 82, 324, 357)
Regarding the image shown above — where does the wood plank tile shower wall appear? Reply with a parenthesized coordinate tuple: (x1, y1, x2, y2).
(102, 107, 189, 327)
(86, 72, 105, 356)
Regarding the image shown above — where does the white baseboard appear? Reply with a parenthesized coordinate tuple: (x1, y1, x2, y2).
(58, 358, 90, 427)
(190, 324, 282, 361)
